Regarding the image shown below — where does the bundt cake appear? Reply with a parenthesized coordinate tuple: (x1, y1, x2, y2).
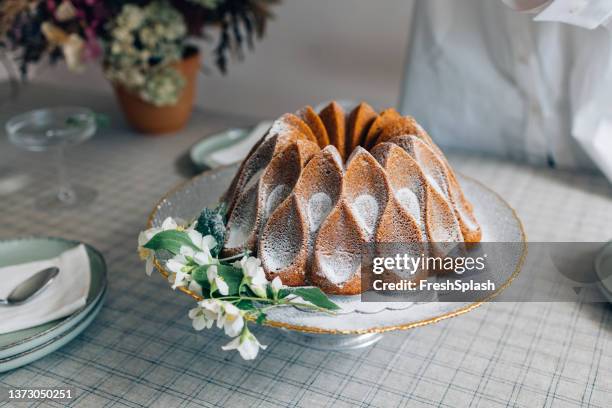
(221, 101, 481, 295)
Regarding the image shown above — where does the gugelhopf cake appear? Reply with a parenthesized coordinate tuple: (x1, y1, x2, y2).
(221, 101, 481, 295)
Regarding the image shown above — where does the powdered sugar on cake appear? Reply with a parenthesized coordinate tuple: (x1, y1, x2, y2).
(265, 184, 290, 219)
(307, 192, 333, 232)
(260, 205, 302, 272)
(350, 194, 379, 238)
(395, 188, 421, 222)
(317, 251, 360, 285)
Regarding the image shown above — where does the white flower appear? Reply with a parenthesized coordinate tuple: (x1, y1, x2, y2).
(160, 217, 179, 230)
(138, 231, 157, 276)
(217, 303, 244, 337)
(168, 270, 191, 290)
(271, 276, 283, 297)
(112, 27, 133, 43)
(188, 230, 217, 266)
(138, 217, 179, 276)
(166, 247, 194, 289)
(206, 265, 229, 296)
(138, 66, 186, 106)
(119, 4, 145, 30)
(239, 256, 268, 298)
(188, 299, 220, 330)
(222, 328, 267, 360)
(188, 280, 203, 296)
(166, 246, 191, 273)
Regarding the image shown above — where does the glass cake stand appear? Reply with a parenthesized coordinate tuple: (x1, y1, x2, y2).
(280, 330, 384, 350)
(146, 164, 526, 351)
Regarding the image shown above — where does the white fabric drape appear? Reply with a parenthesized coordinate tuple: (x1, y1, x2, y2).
(400, 0, 612, 181)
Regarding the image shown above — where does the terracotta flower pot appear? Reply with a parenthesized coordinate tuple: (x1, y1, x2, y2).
(112, 48, 200, 135)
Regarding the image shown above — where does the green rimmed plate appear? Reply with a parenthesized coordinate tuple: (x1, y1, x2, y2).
(0, 290, 105, 373)
(189, 121, 272, 170)
(0, 237, 107, 363)
(189, 128, 251, 170)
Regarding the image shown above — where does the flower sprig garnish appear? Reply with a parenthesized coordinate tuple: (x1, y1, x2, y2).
(138, 205, 340, 360)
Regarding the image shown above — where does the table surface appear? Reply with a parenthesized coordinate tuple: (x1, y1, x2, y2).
(0, 84, 611, 408)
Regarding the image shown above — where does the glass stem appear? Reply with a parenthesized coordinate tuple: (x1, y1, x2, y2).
(55, 147, 75, 203)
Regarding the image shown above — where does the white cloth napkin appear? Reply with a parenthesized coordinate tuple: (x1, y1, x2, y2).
(0, 244, 91, 334)
(209, 121, 272, 166)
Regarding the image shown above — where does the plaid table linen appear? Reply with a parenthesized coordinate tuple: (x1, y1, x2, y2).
(0, 84, 610, 407)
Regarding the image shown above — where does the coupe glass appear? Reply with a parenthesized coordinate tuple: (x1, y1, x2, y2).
(5, 107, 97, 210)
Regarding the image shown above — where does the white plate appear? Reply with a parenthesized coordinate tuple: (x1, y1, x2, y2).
(148, 164, 525, 334)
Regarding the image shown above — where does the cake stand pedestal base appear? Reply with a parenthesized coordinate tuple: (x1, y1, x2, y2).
(280, 330, 384, 351)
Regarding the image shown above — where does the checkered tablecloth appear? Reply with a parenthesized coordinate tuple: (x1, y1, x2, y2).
(0, 84, 611, 407)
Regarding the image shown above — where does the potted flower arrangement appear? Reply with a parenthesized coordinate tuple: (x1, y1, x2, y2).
(0, 0, 279, 134)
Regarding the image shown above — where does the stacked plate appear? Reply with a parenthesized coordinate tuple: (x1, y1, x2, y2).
(0, 238, 107, 372)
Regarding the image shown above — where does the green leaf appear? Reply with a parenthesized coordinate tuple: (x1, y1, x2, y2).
(215, 264, 243, 296)
(192, 265, 207, 282)
(291, 287, 341, 311)
(235, 300, 255, 311)
(277, 288, 293, 299)
(195, 204, 227, 257)
(191, 265, 211, 290)
(256, 312, 267, 325)
(143, 230, 197, 255)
